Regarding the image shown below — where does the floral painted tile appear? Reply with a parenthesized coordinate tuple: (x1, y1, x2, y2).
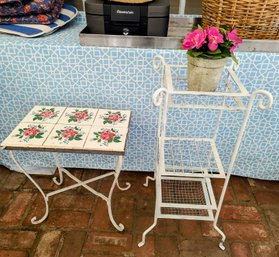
(58, 107, 98, 125)
(84, 126, 128, 153)
(93, 109, 131, 128)
(43, 124, 91, 148)
(21, 106, 66, 124)
(1, 123, 54, 148)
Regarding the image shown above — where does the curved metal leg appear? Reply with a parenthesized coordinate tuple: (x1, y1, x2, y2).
(138, 216, 158, 247)
(144, 175, 155, 187)
(9, 151, 49, 224)
(52, 153, 64, 185)
(106, 156, 125, 231)
(116, 180, 131, 191)
(213, 223, 226, 250)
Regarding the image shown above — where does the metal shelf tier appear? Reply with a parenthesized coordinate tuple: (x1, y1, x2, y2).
(138, 55, 273, 250)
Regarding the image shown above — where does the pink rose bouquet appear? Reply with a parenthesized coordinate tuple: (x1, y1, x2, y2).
(182, 25, 242, 63)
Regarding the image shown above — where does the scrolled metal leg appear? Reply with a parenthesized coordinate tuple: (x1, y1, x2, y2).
(9, 151, 49, 224)
(107, 156, 125, 231)
(116, 180, 131, 191)
(144, 176, 155, 187)
(52, 153, 64, 185)
(213, 222, 226, 250)
(138, 216, 158, 247)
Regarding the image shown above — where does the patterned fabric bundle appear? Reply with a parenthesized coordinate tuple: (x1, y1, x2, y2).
(0, 0, 63, 24)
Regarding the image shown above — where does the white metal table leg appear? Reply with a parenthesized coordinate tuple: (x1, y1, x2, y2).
(106, 155, 125, 231)
(9, 151, 49, 224)
(52, 153, 64, 185)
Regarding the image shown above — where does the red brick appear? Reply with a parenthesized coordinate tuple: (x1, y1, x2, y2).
(83, 255, 122, 257)
(0, 192, 33, 225)
(254, 191, 279, 206)
(157, 237, 179, 257)
(0, 250, 28, 257)
(34, 231, 61, 257)
(0, 191, 13, 206)
(201, 221, 219, 237)
(231, 242, 252, 257)
(0, 231, 37, 248)
(231, 176, 251, 202)
(115, 196, 135, 231)
(180, 240, 228, 257)
(23, 193, 52, 226)
(212, 179, 234, 202)
(44, 210, 90, 228)
(155, 219, 178, 234)
(23, 175, 58, 191)
(91, 198, 115, 231)
(136, 235, 155, 257)
(248, 179, 279, 191)
(134, 215, 154, 233)
(84, 232, 132, 253)
(0, 166, 11, 184)
(254, 243, 277, 257)
(2, 172, 26, 190)
(136, 195, 155, 214)
(58, 231, 86, 257)
(223, 222, 269, 240)
(52, 194, 94, 209)
(220, 205, 261, 221)
(179, 220, 201, 239)
(275, 245, 279, 257)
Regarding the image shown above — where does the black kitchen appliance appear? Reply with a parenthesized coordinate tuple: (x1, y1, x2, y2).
(85, 0, 170, 36)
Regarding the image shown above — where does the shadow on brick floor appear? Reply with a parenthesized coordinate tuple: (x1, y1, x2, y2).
(0, 165, 278, 257)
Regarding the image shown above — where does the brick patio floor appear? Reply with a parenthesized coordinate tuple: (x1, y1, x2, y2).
(0, 165, 278, 257)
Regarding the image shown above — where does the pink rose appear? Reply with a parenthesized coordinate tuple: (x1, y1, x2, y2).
(182, 29, 206, 50)
(24, 127, 40, 137)
(206, 27, 224, 51)
(40, 110, 54, 118)
(108, 114, 122, 122)
(226, 29, 242, 53)
(100, 130, 116, 141)
(74, 112, 89, 120)
(62, 128, 78, 139)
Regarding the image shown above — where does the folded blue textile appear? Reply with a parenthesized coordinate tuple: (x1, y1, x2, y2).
(0, 4, 77, 37)
(0, 0, 57, 17)
(0, 0, 63, 24)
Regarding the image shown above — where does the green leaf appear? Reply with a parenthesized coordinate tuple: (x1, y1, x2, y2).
(29, 135, 35, 139)
(36, 135, 43, 139)
(114, 139, 121, 143)
(108, 139, 113, 143)
(69, 138, 74, 141)
(206, 49, 222, 55)
(231, 55, 239, 64)
(188, 50, 204, 58)
(197, 24, 203, 30)
(37, 133, 44, 137)
(75, 138, 82, 141)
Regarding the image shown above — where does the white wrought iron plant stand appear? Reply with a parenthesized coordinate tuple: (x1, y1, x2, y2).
(138, 55, 273, 249)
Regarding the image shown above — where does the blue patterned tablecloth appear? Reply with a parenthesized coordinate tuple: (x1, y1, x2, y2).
(0, 13, 278, 180)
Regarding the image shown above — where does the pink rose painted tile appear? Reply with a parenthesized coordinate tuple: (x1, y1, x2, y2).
(1, 123, 54, 148)
(21, 106, 66, 124)
(93, 109, 131, 128)
(58, 107, 98, 125)
(43, 124, 91, 149)
(84, 126, 128, 152)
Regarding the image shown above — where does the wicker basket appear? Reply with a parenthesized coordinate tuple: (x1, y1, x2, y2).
(202, 0, 279, 40)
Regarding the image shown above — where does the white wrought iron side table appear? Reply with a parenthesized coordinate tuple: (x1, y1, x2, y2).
(0, 106, 131, 231)
(138, 55, 273, 249)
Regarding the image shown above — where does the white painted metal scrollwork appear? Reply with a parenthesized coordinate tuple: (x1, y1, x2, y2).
(139, 55, 274, 250)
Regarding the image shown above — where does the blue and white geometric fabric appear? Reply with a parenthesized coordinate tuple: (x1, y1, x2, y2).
(0, 4, 77, 37)
(0, 13, 278, 180)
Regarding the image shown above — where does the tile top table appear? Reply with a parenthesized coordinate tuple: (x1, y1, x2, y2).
(2, 106, 131, 154)
(1, 106, 131, 231)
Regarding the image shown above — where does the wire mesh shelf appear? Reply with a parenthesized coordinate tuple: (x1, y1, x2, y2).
(159, 177, 216, 220)
(160, 137, 225, 178)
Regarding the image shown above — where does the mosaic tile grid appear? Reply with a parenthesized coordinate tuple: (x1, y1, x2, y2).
(0, 15, 278, 180)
